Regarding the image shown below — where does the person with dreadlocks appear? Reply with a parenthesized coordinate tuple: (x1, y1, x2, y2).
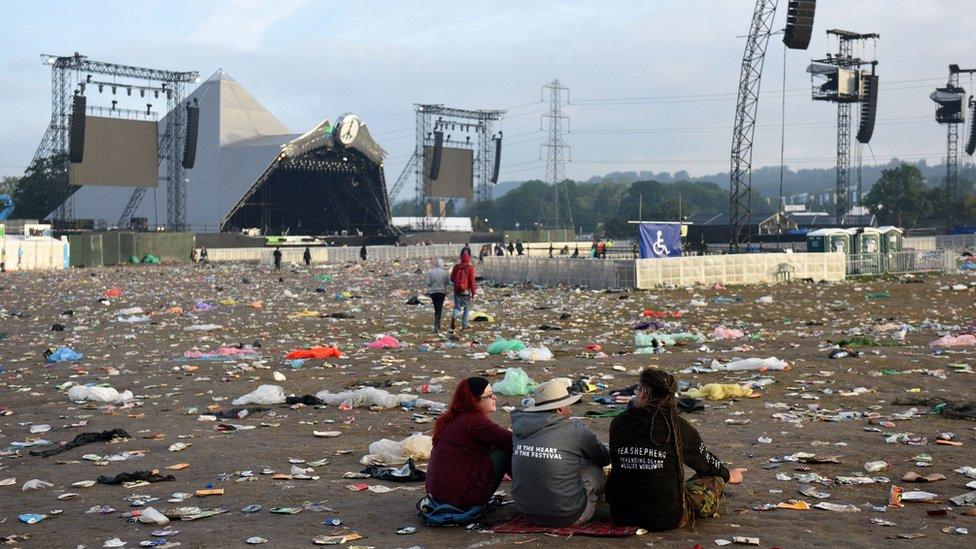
(607, 368, 745, 530)
(424, 377, 513, 513)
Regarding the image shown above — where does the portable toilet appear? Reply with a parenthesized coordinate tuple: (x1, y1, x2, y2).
(807, 228, 850, 253)
(851, 227, 882, 255)
(877, 226, 904, 253)
(878, 226, 905, 272)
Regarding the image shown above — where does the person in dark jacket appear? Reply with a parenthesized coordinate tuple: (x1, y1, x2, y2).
(359, 244, 368, 264)
(425, 377, 513, 511)
(607, 369, 744, 531)
(272, 247, 282, 270)
(516, 240, 525, 256)
(507, 241, 515, 256)
(511, 380, 610, 526)
(303, 246, 312, 267)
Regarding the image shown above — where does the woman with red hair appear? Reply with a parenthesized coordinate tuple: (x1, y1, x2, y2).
(424, 377, 513, 512)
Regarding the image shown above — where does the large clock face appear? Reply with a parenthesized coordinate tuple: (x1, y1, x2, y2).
(337, 115, 361, 146)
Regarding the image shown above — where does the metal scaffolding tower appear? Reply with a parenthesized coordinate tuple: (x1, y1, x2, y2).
(809, 30, 879, 220)
(389, 104, 504, 219)
(542, 79, 573, 230)
(29, 52, 197, 230)
(932, 64, 976, 227)
(729, 0, 778, 252)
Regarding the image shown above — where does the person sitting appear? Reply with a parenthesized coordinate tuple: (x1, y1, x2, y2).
(511, 380, 610, 526)
(424, 377, 512, 516)
(607, 368, 744, 531)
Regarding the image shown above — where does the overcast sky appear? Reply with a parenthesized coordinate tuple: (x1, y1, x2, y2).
(2, 0, 975, 198)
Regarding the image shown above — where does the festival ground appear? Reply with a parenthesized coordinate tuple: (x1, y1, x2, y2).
(1, 260, 974, 548)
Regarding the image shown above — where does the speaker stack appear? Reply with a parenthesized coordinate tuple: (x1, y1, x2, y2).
(429, 130, 444, 180)
(490, 132, 502, 183)
(182, 104, 200, 169)
(69, 94, 86, 163)
(783, 0, 817, 50)
(857, 74, 879, 144)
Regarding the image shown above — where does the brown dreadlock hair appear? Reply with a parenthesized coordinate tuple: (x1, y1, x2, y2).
(638, 368, 693, 527)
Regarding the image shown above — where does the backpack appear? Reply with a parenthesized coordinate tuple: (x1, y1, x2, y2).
(417, 495, 486, 527)
(453, 265, 470, 293)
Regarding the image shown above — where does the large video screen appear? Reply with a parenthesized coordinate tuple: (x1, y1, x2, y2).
(423, 146, 474, 199)
(69, 116, 158, 187)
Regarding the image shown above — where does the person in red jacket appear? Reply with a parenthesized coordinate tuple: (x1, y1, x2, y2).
(449, 252, 477, 331)
(425, 377, 512, 512)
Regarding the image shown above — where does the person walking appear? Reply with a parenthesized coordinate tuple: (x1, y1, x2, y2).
(450, 252, 476, 332)
(303, 246, 312, 267)
(461, 243, 472, 259)
(426, 258, 451, 334)
(516, 240, 525, 256)
(548, 242, 554, 258)
(507, 241, 515, 256)
(359, 244, 368, 264)
(272, 247, 282, 271)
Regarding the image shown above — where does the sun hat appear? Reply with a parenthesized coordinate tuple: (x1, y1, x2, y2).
(523, 379, 581, 412)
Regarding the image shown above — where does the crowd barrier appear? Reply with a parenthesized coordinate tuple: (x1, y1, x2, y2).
(846, 250, 957, 276)
(635, 252, 845, 288)
(199, 244, 461, 265)
(479, 257, 636, 290)
(0, 237, 70, 271)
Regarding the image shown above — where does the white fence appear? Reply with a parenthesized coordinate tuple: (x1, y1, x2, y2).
(480, 257, 636, 289)
(846, 250, 957, 276)
(200, 244, 462, 265)
(0, 237, 70, 271)
(635, 252, 846, 288)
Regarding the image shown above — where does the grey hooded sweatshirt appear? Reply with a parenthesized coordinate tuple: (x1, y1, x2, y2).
(510, 410, 611, 526)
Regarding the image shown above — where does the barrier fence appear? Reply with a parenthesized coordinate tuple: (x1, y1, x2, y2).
(479, 257, 635, 290)
(201, 244, 461, 265)
(846, 250, 957, 276)
(0, 237, 70, 271)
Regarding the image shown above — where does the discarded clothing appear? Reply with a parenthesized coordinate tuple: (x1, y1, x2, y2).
(30, 428, 132, 458)
(362, 458, 426, 482)
(213, 406, 269, 420)
(285, 346, 342, 359)
(183, 346, 259, 360)
(96, 471, 176, 485)
(285, 395, 325, 406)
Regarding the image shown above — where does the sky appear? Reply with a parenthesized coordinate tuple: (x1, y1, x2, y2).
(2, 0, 975, 200)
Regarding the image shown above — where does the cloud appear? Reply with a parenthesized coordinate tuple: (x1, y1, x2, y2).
(188, 0, 311, 50)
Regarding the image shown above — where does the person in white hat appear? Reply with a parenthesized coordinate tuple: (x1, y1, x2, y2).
(510, 379, 610, 526)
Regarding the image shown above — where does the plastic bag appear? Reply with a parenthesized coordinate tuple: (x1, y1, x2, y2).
(712, 357, 789, 371)
(516, 346, 554, 362)
(492, 368, 537, 396)
(487, 338, 526, 355)
(366, 438, 405, 465)
(232, 384, 286, 406)
(711, 326, 745, 340)
(634, 332, 674, 348)
(67, 385, 134, 404)
(367, 335, 400, 349)
(183, 324, 223, 332)
(930, 334, 976, 348)
(681, 383, 753, 401)
(45, 346, 84, 363)
(401, 434, 433, 461)
(315, 387, 404, 409)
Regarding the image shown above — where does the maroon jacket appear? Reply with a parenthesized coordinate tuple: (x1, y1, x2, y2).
(425, 412, 512, 509)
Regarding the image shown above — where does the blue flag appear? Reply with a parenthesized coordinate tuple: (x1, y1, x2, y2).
(638, 223, 682, 259)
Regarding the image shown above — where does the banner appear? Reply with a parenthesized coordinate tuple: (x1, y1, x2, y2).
(638, 223, 682, 259)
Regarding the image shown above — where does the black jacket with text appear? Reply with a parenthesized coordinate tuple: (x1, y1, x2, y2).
(607, 406, 730, 531)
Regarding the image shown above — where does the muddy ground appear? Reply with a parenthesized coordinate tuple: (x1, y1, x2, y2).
(1, 259, 975, 548)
